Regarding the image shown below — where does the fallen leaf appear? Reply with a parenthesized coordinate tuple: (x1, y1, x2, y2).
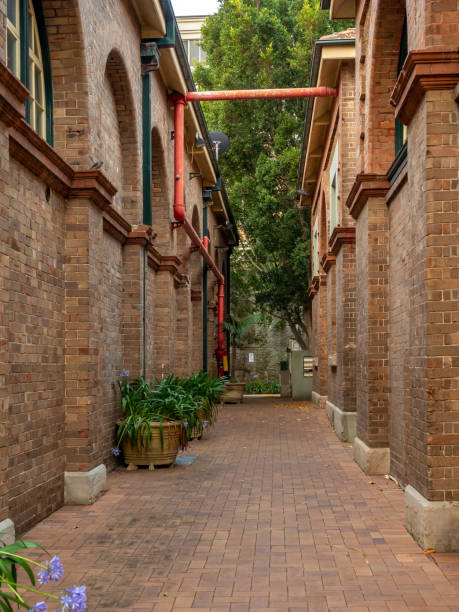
(163, 593, 168, 597)
(424, 548, 436, 554)
(368, 481, 375, 485)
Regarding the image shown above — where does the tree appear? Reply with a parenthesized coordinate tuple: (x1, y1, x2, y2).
(223, 313, 261, 378)
(195, 0, 350, 348)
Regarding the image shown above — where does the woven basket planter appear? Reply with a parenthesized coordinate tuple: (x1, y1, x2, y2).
(121, 420, 182, 470)
(222, 382, 245, 404)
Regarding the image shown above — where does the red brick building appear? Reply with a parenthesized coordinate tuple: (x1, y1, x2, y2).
(0, 0, 237, 539)
(299, 0, 459, 551)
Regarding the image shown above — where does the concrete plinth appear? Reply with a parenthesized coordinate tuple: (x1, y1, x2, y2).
(311, 391, 327, 408)
(326, 400, 356, 442)
(353, 436, 390, 475)
(405, 485, 459, 552)
(0, 518, 15, 545)
(64, 464, 107, 505)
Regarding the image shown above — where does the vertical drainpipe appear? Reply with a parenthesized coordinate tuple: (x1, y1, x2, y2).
(226, 249, 231, 374)
(141, 55, 152, 378)
(202, 206, 208, 372)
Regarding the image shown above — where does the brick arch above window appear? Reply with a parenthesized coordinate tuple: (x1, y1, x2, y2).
(42, 0, 89, 165)
(105, 48, 141, 224)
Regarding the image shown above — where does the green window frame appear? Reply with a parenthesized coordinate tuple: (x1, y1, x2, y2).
(6, 0, 53, 144)
(395, 16, 408, 155)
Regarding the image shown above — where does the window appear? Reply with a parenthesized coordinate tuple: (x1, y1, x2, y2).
(5, 0, 52, 143)
(329, 143, 339, 236)
(185, 39, 206, 67)
(312, 216, 319, 277)
(7, 0, 21, 77)
(29, 2, 46, 136)
(395, 17, 408, 154)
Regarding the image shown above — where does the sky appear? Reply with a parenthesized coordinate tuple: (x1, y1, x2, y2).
(171, 0, 219, 16)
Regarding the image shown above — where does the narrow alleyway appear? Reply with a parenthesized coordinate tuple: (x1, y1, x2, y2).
(26, 399, 459, 611)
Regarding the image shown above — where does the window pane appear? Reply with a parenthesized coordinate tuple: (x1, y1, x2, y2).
(35, 105, 43, 135)
(189, 40, 199, 65)
(35, 64, 43, 104)
(7, 0, 16, 25)
(200, 47, 207, 63)
(7, 31, 17, 74)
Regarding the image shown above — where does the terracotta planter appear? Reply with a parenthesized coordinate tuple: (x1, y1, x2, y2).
(222, 382, 245, 404)
(121, 420, 182, 470)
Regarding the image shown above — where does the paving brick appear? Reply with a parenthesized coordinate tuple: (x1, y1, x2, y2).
(22, 398, 459, 610)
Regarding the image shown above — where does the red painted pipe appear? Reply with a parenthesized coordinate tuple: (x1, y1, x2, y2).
(171, 86, 338, 368)
(173, 96, 186, 222)
(217, 281, 224, 350)
(186, 86, 337, 102)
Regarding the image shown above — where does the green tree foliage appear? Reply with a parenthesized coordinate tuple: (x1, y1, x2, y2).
(195, 0, 349, 348)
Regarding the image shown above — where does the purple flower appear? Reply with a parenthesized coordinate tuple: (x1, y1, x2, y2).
(119, 369, 130, 378)
(37, 555, 63, 584)
(111, 447, 121, 456)
(203, 420, 209, 429)
(61, 585, 87, 611)
(183, 420, 188, 428)
(26, 603, 47, 612)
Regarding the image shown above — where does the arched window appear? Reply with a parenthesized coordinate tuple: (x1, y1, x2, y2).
(395, 17, 408, 155)
(6, 0, 53, 143)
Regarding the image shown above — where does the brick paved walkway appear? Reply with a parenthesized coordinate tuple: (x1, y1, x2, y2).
(26, 398, 459, 611)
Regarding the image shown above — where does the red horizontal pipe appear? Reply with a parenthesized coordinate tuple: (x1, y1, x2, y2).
(185, 86, 337, 102)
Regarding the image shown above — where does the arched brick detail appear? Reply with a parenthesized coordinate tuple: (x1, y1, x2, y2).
(151, 127, 171, 249)
(364, 0, 406, 174)
(42, 0, 90, 166)
(105, 49, 141, 224)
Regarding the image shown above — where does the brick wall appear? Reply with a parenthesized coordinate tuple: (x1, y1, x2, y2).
(8, 161, 66, 533)
(0, 0, 231, 535)
(388, 184, 410, 485)
(335, 242, 356, 413)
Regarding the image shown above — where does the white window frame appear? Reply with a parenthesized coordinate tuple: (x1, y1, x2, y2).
(312, 216, 319, 277)
(329, 143, 339, 237)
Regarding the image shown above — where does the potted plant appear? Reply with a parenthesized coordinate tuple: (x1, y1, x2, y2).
(114, 373, 201, 470)
(181, 372, 225, 438)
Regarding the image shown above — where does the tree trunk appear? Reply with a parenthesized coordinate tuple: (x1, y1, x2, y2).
(286, 314, 308, 350)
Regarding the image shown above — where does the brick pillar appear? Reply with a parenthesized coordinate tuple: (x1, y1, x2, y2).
(347, 177, 390, 474)
(63, 172, 117, 505)
(63, 197, 106, 504)
(122, 243, 144, 379)
(191, 292, 203, 373)
(154, 270, 176, 377)
(175, 283, 192, 377)
(326, 228, 357, 442)
(394, 79, 459, 551)
(312, 276, 328, 408)
(0, 125, 12, 541)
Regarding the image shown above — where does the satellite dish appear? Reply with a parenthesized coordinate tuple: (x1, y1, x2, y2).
(209, 131, 230, 159)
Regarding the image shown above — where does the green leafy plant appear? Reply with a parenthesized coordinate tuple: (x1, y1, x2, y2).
(113, 371, 225, 455)
(244, 380, 281, 394)
(0, 539, 86, 611)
